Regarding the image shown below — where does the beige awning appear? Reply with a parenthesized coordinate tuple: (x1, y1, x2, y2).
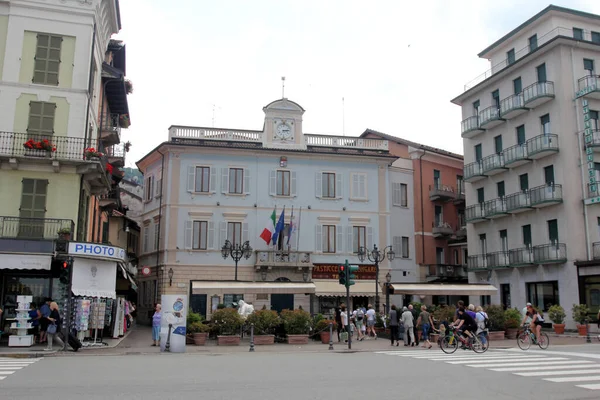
(390, 283, 498, 296)
(314, 280, 376, 297)
(191, 281, 316, 295)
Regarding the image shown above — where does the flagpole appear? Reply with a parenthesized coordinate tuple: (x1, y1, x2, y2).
(288, 205, 294, 251)
(296, 206, 302, 251)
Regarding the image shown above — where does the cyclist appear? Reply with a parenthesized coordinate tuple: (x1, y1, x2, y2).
(521, 304, 543, 343)
(452, 307, 478, 346)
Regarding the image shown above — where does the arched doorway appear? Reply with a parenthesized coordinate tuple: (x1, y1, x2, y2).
(271, 277, 294, 313)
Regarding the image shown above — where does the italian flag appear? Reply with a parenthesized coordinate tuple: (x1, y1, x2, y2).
(259, 208, 277, 245)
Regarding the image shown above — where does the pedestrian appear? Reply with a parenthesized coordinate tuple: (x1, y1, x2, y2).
(365, 304, 377, 339)
(453, 300, 465, 322)
(389, 305, 399, 346)
(467, 304, 477, 320)
(522, 302, 532, 324)
(409, 304, 420, 346)
(39, 298, 52, 344)
(475, 306, 489, 344)
(340, 304, 349, 343)
(334, 306, 342, 342)
(417, 305, 433, 349)
(401, 306, 415, 346)
(152, 303, 162, 347)
(28, 302, 41, 342)
(44, 302, 65, 351)
(352, 307, 365, 341)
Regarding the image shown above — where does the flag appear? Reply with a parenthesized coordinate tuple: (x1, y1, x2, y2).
(259, 208, 277, 245)
(272, 208, 285, 245)
(287, 207, 295, 246)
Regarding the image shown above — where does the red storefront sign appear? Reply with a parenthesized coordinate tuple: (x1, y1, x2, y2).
(312, 264, 376, 280)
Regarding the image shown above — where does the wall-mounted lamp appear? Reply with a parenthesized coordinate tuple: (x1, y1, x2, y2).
(307, 205, 311, 210)
(216, 202, 220, 206)
(260, 270, 267, 281)
(303, 271, 309, 282)
(125, 226, 130, 233)
(168, 268, 174, 286)
(342, 207, 346, 211)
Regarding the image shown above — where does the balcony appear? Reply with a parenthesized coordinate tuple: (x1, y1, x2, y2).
(487, 251, 510, 269)
(455, 215, 466, 239)
(429, 184, 455, 201)
(106, 143, 126, 168)
(500, 93, 528, 119)
(505, 191, 532, 214)
(255, 250, 312, 269)
(584, 129, 600, 152)
(454, 186, 465, 205)
(464, 161, 486, 183)
(466, 204, 486, 223)
(98, 188, 120, 209)
(432, 221, 454, 238)
(467, 254, 488, 271)
(523, 81, 555, 108)
(461, 116, 485, 139)
(533, 243, 567, 264)
(427, 264, 467, 281)
(503, 143, 530, 168)
(0, 216, 74, 240)
(508, 247, 535, 267)
(484, 197, 508, 219)
(529, 184, 563, 208)
(527, 134, 558, 160)
(481, 153, 507, 176)
(99, 113, 121, 147)
(593, 242, 600, 260)
(478, 106, 504, 129)
(575, 75, 600, 99)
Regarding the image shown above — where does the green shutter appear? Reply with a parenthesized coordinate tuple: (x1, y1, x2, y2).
(475, 144, 482, 161)
(27, 101, 56, 136)
(584, 59, 595, 73)
(522, 225, 532, 247)
(519, 174, 529, 191)
(497, 181, 505, 198)
(548, 219, 559, 243)
(513, 77, 522, 94)
(19, 179, 48, 238)
(494, 135, 503, 154)
(477, 188, 485, 204)
(544, 165, 555, 185)
(537, 64, 547, 82)
(516, 125, 526, 145)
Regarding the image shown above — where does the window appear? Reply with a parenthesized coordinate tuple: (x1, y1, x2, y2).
(494, 135, 503, 154)
(500, 229, 508, 252)
(526, 281, 559, 312)
(593, 31, 600, 44)
(144, 176, 154, 202)
(227, 222, 242, 246)
(492, 89, 500, 109)
(187, 166, 215, 193)
(195, 167, 210, 193)
(323, 225, 336, 253)
(101, 221, 109, 244)
(522, 224, 532, 248)
(143, 226, 149, 253)
(479, 234, 487, 254)
(223, 294, 244, 308)
(507, 48, 515, 65)
(590, 110, 599, 130)
(544, 165, 554, 185)
(270, 170, 297, 197)
(573, 27, 584, 40)
(513, 77, 522, 94)
(401, 237, 409, 258)
(477, 188, 484, 204)
(462, 248, 468, 266)
(19, 179, 48, 238)
(393, 236, 402, 258)
(519, 174, 529, 191)
(529, 35, 538, 52)
(473, 100, 480, 116)
(453, 249, 459, 265)
(584, 59, 595, 75)
(277, 170, 290, 196)
(435, 247, 444, 264)
(433, 170, 441, 188)
(537, 63, 547, 83)
(27, 101, 55, 136)
(434, 205, 443, 226)
(480, 295, 491, 307)
(33, 34, 62, 85)
(497, 181, 505, 198)
(228, 168, 244, 194)
(322, 172, 336, 198)
(392, 183, 407, 207)
(474, 144, 482, 161)
(352, 226, 366, 253)
(548, 219, 558, 244)
(516, 125, 526, 145)
(457, 175, 464, 195)
(351, 173, 367, 200)
(155, 178, 162, 198)
(541, 114, 551, 135)
(154, 223, 159, 251)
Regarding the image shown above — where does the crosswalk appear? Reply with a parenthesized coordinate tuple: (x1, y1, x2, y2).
(0, 357, 42, 382)
(374, 349, 600, 391)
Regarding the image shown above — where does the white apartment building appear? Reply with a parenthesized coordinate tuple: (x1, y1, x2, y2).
(452, 5, 600, 326)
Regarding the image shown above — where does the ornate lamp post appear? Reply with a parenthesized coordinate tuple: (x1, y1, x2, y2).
(357, 244, 395, 313)
(221, 240, 253, 281)
(385, 272, 392, 315)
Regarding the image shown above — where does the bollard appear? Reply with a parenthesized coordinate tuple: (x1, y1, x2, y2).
(165, 323, 172, 352)
(328, 322, 334, 351)
(586, 320, 591, 344)
(249, 323, 255, 352)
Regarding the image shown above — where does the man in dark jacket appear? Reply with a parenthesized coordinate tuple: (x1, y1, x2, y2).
(408, 304, 419, 346)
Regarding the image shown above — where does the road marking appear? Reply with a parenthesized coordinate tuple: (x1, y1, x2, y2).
(0, 358, 41, 383)
(0, 367, 24, 370)
(413, 354, 532, 360)
(576, 383, 600, 390)
(491, 364, 600, 372)
(515, 368, 600, 377)
(469, 360, 593, 368)
(545, 376, 600, 383)
(500, 348, 600, 360)
(0, 372, 15, 375)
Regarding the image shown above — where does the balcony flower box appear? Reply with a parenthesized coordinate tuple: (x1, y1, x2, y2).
(84, 147, 104, 160)
(119, 114, 130, 128)
(23, 139, 56, 156)
(57, 228, 71, 240)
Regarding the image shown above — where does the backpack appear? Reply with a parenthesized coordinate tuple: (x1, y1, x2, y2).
(356, 310, 364, 321)
(479, 312, 490, 329)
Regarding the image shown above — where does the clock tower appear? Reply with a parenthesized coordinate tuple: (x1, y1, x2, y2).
(262, 98, 306, 150)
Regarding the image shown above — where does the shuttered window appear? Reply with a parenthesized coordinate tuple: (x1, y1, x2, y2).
(33, 34, 62, 85)
(27, 101, 55, 136)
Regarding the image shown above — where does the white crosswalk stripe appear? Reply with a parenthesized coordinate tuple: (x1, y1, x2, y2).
(374, 350, 600, 391)
(0, 358, 42, 381)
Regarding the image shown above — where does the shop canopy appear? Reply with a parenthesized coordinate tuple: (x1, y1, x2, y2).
(314, 281, 377, 297)
(1, 254, 52, 270)
(191, 281, 316, 295)
(71, 258, 117, 299)
(389, 283, 498, 296)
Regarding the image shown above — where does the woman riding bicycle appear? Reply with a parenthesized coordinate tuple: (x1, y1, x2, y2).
(521, 304, 543, 342)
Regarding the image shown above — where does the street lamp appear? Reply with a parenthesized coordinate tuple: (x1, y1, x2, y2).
(221, 240, 253, 281)
(357, 244, 395, 313)
(385, 272, 392, 315)
(168, 268, 174, 286)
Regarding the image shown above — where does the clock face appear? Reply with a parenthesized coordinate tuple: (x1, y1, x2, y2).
(276, 123, 292, 140)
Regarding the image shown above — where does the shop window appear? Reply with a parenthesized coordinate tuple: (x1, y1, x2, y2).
(223, 294, 243, 308)
(526, 281, 559, 312)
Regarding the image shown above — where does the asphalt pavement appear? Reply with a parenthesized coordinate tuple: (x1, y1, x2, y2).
(3, 344, 600, 399)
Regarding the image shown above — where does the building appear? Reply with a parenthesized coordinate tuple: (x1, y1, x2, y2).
(452, 5, 600, 325)
(0, 0, 134, 344)
(362, 130, 467, 306)
(135, 98, 407, 322)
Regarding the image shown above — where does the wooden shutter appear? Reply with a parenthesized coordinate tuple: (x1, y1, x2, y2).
(347, 226, 353, 253)
(244, 168, 251, 194)
(315, 225, 322, 252)
(33, 34, 62, 85)
(359, 174, 367, 199)
(219, 221, 227, 244)
(155, 179, 162, 197)
(393, 236, 401, 256)
(221, 168, 229, 193)
(269, 170, 276, 195)
(315, 172, 322, 198)
(336, 225, 343, 253)
(207, 221, 215, 249)
(367, 227, 374, 249)
(336, 173, 343, 199)
(143, 227, 149, 253)
(19, 179, 48, 238)
(27, 101, 56, 136)
(187, 166, 195, 192)
(291, 171, 297, 197)
(210, 167, 217, 192)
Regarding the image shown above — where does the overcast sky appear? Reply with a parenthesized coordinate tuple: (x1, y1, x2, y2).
(116, 0, 600, 167)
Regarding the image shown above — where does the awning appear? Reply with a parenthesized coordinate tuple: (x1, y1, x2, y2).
(118, 263, 138, 292)
(192, 281, 316, 295)
(0, 254, 52, 270)
(390, 283, 498, 296)
(72, 258, 117, 299)
(314, 281, 376, 297)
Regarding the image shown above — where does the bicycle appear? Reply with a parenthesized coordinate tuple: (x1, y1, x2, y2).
(441, 326, 488, 354)
(517, 324, 549, 350)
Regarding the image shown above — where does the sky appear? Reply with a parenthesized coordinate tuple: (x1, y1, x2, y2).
(115, 0, 600, 167)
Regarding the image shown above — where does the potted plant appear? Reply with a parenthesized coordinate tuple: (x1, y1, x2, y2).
(314, 319, 337, 344)
(84, 147, 104, 160)
(124, 79, 133, 94)
(23, 138, 56, 155)
(187, 311, 209, 345)
(124, 141, 132, 152)
(572, 304, 590, 336)
(548, 305, 566, 334)
(211, 308, 243, 345)
(504, 308, 522, 339)
(57, 227, 72, 240)
(484, 305, 506, 341)
(281, 309, 312, 344)
(119, 114, 131, 128)
(246, 309, 279, 345)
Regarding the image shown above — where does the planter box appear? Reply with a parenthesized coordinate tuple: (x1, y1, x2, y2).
(505, 328, 518, 339)
(577, 325, 588, 336)
(193, 332, 208, 345)
(287, 334, 309, 344)
(488, 331, 505, 341)
(320, 331, 331, 344)
(553, 324, 565, 334)
(253, 335, 275, 345)
(217, 335, 241, 346)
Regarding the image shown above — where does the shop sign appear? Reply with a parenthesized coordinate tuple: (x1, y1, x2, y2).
(312, 264, 376, 280)
(68, 242, 126, 261)
(576, 84, 597, 98)
(583, 99, 597, 194)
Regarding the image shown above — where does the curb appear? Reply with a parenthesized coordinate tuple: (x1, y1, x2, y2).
(0, 352, 54, 359)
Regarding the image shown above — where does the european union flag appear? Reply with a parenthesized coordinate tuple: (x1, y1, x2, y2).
(172, 326, 186, 336)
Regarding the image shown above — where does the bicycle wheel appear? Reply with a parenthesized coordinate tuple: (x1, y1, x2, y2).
(517, 331, 531, 350)
(441, 335, 458, 354)
(537, 332, 549, 349)
(472, 333, 489, 353)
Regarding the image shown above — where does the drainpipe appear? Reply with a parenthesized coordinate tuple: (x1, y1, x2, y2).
(419, 149, 426, 268)
(155, 149, 165, 298)
(572, 47, 592, 260)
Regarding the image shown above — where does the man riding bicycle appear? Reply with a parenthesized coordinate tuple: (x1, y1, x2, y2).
(452, 307, 478, 345)
(521, 304, 543, 342)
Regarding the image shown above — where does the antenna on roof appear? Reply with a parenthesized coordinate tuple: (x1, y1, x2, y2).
(342, 97, 345, 136)
(281, 76, 286, 98)
(211, 104, 221, 127)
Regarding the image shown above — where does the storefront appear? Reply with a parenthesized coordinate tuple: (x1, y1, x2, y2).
(575, 261, 600, 320)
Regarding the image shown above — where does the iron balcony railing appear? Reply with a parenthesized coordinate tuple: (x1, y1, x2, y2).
(505, 191, 531, 211)
(467, 254, 488, 271)
(483, 197, 507, 216)
(487, 251, 510, 268)
(481, 153, 505, 173)
(478, 105, 502, 126)
(508, 247, 534, 265)
(464, 160, 484, 180)
(432, 221, 454, 236)
(500, 93, 525, 115)
(577, 75, 600, 96)
(529, 184, 563, 206)
(593, 242, 600, 260)
(466, 203, 486, 221)
(106, 143, 126, 158)
(523, 81, 555, 104)
(503, 143, 529, 165)
(428, 264, 466, 278)
(0, 216, 74, 240)
(429, 184, 455, 200)
(527, 134, 558, 156)
(100, 113, 121, 133)
(461, 116, 481, 135)
(533, 243, 567, 263)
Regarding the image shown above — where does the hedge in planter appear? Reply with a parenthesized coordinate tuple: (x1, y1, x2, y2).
(246, 310, 279, 345)
(572, 304, 590, 336)
(314, 319, 337, 344)
(504, 308, 521, 339)
(212, 308, 244, 345)
(548, 305, 566, 334)
(484, 305, 506, 340)
(281, 309, 312, 344)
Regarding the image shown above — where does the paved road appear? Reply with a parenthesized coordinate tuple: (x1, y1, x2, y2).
(3, 345, 600, 399)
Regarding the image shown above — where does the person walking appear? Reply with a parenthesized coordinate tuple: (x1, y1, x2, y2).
(409, 304, 420, 346)
(401, 306, 415, 346)
(417, 305, 433, 349)
(340, 304, 349, 342)
(44, 302, 65, 351)
(389, 305, 399, 346)
(352, 308, 365, 341)
(28, 302, 41, 342)
(365, 304, 377, 339)
(152, 304, 162, 347)
(334, 306, 343, 342)
(39, 298, 51, 344)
